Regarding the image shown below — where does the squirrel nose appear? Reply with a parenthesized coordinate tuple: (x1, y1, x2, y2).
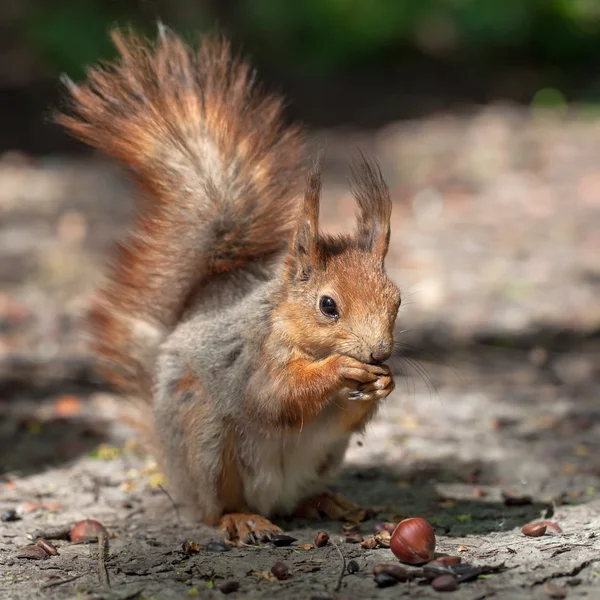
(370, 342, 392, 364)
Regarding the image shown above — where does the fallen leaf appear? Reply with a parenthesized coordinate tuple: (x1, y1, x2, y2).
(149, 472, 166, 488)
(17, 502, 62, 515)
(298, 544, 314, 550)
(54, 395, 82, 418)
(543, 582, 567, 599)
(89, 444, 122, 460)
(457, 545, 468, 552)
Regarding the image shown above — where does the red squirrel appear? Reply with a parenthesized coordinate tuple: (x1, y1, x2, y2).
(56, 27, 401, 544)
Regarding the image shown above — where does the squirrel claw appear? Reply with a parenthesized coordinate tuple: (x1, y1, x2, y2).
(219, 513, 282, 546)
(348, 390, 364, 400)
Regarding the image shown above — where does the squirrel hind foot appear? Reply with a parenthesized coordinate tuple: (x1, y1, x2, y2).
(294, 492, 368, 523)
(219, 513, 282, 545)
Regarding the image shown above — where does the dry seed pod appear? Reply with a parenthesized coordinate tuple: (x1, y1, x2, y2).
(16, 545, 47, 560)
(373, 522, 397, 535)
(314, 531, 329, 547)
(431, 574, 458, 591)
(361, 537, 378, 549)
(521, 523, 547, 537)
(390, 518, 436, 564)
(36, 539, 58, 556)
(372, 563, 412, 582)
(374, 529, 391, 547)
(374, 573, 398, 588)
(343, 522, 360, 534)
(427, 556, 461, 567)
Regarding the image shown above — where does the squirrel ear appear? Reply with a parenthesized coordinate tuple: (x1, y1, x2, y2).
(287, 157, 322, 281)
(350, 154, 391, 260)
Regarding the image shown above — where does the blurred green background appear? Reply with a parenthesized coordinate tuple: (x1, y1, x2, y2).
(3, 0, 600, 151)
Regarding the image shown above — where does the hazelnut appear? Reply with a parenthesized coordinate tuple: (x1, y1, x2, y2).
(521, 523, 547, 537)
(271, 561, 290, 580)
(218, 581, 239, 594)
(314, 531, 329, 547)
(431, 574, 458, 591)
(390, 517, 436, 564)
(70, 519, 108, 543)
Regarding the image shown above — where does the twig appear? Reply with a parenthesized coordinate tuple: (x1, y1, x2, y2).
(97, 534, 111, 590)
(329, 537, 346, 593)
(40, 574, 85, 589)
(158, 484, 182, 524)
(27, 525, 71, 541)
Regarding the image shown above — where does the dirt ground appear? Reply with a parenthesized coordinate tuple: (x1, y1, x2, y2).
(0, 105, 599, 599)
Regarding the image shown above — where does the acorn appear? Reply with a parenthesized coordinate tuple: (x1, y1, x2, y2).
(390, 518, 436, 564)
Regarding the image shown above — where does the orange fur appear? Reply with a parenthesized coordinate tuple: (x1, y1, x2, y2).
(56, 27, 305, 400)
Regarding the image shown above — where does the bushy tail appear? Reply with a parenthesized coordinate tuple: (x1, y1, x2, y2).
(56, 26, 305, 398)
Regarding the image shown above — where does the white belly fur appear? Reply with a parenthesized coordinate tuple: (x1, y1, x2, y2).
(241, 412, 351, 516)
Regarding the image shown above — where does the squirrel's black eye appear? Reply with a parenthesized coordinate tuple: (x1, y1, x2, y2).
(319, 296, 339, 319)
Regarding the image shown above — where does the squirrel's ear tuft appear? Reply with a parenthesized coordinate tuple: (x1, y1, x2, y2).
(286, 156, 322, 281)
(350, 154, 391, 260)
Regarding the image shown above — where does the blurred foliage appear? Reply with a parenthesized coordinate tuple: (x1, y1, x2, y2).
(22, 0, 600, 81)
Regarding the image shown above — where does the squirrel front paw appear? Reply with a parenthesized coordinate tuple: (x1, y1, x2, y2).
(337, 355, 390, 384)
(348, 372, 395, 401)
(336, 355, 394, 401)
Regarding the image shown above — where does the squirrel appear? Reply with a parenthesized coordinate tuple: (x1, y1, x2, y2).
(56, 26, 401, 544)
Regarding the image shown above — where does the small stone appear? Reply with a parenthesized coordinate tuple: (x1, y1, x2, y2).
(1, 510, 21, 522)
(345, 533, 363, 544)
